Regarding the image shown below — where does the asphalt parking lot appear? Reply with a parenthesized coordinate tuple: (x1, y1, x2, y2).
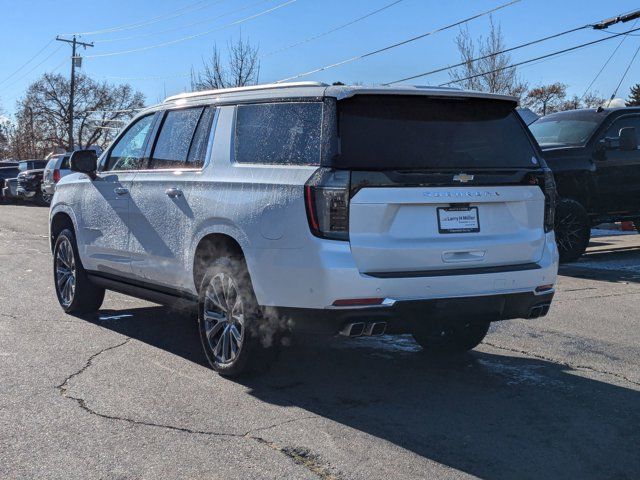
(1, 204, 639, 480)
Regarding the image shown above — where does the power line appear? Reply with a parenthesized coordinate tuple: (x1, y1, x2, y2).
(275, 0, 521, 83)
(93, 0, 266, 44)
(98, 0, 405, 82)
(62, 0, 215, 36)
(385, 24, 587, 85)
(0, 39, 55, 87)
(85, 0, 298, 59)
(440, 25, 640, 87)
(2, 45, 65, 90)
(609, 41, 640, 101)
(581, 20, 638, 100)
(264, 0, 405, 57)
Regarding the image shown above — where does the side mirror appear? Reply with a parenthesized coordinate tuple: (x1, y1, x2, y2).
(619, 127, 638, 151)
(69, 150, 97, 179)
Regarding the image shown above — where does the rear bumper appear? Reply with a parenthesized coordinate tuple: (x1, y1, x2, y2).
(275, 291, 554, 335)
(247, 231, 559, 310)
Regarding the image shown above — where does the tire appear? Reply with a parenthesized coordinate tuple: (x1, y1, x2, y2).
(36, 190, 52, 207)
(198, 256, 279, 377)
(554, 199, 591, 263)
(413, 321, 490, 354)
(53, 229, 105, 314)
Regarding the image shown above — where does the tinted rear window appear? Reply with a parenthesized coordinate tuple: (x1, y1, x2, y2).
(335, 96, 537, 170)
(234, 102, 323, 165)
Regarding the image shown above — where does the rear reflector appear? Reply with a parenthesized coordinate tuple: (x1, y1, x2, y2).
(332, 298, 384, 307)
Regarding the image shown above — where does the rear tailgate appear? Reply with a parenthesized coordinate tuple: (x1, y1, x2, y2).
(349, 185, 545, 275)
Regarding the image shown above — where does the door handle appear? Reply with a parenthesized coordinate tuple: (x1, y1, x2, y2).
(165, 187, 183, 198)
(114, 187, 129, 196)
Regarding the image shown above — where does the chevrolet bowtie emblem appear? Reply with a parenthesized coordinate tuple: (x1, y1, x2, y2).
(453, 173, 474, 183)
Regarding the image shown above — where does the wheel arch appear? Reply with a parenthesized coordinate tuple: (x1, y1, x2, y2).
(192, 232, 246, 294)
(49, 208, 77, 253)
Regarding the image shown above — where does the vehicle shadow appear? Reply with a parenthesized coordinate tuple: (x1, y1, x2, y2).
(84, 306, 640, 480)
(560, 246, 640, 284)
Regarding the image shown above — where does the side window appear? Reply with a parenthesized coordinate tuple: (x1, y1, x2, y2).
(107, 115, 154, 171)
(604, 116, 640, 140)
(60, 155, 71, 170)
(187, 107, 215, 167)
(150, 107, 203, 169)
(235, 102, 323, 165)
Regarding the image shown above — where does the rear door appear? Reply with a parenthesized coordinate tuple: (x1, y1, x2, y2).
(128, 105, 216, 291)
(337, 95, 547, 275)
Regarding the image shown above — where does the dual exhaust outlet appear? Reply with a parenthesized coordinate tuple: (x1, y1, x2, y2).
(339, 322, 387, 337)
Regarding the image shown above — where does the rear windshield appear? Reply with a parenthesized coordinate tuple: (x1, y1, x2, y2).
(334, 95, 538, 170)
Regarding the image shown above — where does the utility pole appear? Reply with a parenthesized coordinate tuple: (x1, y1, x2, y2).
(55, 35, 93, 151)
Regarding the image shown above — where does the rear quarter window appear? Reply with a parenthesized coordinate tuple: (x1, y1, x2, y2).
(234, 102, 323, 165)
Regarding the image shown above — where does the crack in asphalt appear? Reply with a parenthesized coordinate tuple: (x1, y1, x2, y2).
(56, 337, 335, 479)
(483, 341, 640, 388)
(251, 437, 343, 480)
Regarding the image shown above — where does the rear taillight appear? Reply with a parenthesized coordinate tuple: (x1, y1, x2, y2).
(53, 169, 61, 183)
(304, 168, 350, 241)
(533, 168, 556, 233)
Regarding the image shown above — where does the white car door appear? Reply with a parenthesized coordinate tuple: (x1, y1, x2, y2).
(78, 113, 156, 277)
(128, 106, 217, 292)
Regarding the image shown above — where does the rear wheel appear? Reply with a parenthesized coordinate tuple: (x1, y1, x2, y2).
(53, 229, 105, 314)
(555, 199, 591, 263)
(198, 256, 279, 377)
(39, 191, 53, 206)
(413, 322, 490, 354)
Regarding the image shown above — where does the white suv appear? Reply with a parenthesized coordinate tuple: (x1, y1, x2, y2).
(49, 82, 559, 376)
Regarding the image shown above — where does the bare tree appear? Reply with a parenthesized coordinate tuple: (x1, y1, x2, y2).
(523, 83, 567, 116)
(449, 16, 527, 101)
(14, 73, 145, 154)
(191, 36, 260, 91)
(558, 91, 605, 112)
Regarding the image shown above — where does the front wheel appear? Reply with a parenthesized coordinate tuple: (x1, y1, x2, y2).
(53, 229, 105, 314)
(198, 256, 279, 377)
(413, 322, 490, 354)
(555, 199, 591, 263)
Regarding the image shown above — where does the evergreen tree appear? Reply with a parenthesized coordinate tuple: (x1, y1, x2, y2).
(626, 84, 640, 106)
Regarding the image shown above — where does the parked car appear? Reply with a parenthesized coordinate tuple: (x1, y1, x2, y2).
(16, 160, 48, 205)
(530, 107, 640, 262)
(2, 177, 19, 202)
(42, 153, 72, 200)
(1, 160, 46, 203)
(50, 83, 559, 377)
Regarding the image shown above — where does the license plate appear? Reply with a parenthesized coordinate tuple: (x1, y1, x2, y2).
(437, 207, 480, 234)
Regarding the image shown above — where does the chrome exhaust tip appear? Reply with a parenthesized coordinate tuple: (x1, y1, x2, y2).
(364, 322, 387, 336)
(339, 322, 366, 337)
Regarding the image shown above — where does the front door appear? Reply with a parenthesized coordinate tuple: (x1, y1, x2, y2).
(78, 113, 156, 277)
(594, 114, 640, 214)
(128, 106, 216, 292)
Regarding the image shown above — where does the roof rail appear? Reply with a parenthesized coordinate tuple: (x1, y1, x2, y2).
(164, 81, 328, 103)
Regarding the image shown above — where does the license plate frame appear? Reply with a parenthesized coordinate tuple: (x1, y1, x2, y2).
(437, 206, 480, 234)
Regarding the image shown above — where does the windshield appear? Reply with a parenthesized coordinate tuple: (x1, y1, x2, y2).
(334, 95, 538, 170)
(530, 111, 603, 147)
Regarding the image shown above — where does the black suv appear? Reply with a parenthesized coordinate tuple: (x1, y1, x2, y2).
(530, 107, 640, 262)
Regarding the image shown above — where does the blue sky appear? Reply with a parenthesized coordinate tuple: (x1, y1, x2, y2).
(1, 0, 639, 116)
